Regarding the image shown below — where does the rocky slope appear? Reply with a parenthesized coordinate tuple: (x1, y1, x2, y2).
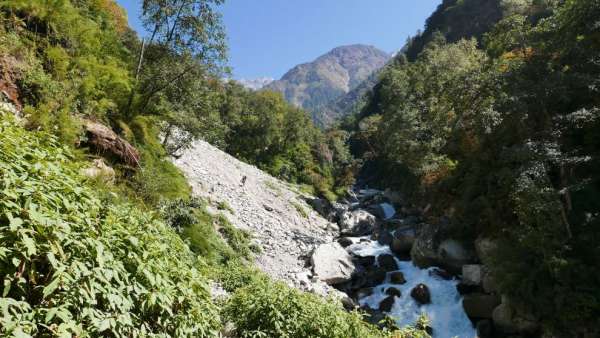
(237, 77, 274, 90)
(265, 44, 390, 127)
(174, 140, 340, 295)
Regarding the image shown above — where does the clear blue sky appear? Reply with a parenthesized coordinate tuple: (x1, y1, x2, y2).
(116, 1, 441, 80)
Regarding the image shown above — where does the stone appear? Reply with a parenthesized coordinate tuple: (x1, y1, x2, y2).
(311, 243, 356, 285)
(379, 295, 396, 312)
(356, 255, 376, 267)
(263, 204, 274, 212)
(367, 203, 396, 220)
(337, 237, 353, 248)
(385, 287, 402, 298)
(80, 159, 115, 184)
(391, 226, 416, 254)
(307, 198, 331, 219)
(462, 293, 500, 318)
(456, 282, 479, 295)
(389, 271, 406, 284)
(377, 254, 398, 272)
(437, 239, 475, 273)
(338, 210, 377, 236)
(462, 264, 483, 286)
(410, 284, 431, 305)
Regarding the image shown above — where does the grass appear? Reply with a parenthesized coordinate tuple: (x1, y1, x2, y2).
(292, 201, 309, 218)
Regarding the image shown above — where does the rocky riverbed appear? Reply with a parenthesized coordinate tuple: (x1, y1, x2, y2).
(175, 140, 540, 338)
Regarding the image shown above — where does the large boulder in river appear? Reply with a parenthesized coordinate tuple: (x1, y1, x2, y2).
(410, 284, 431, 305)
(366, 203, 396, 220)
(377, 254, 398, 272)
(462, 264, 483, 286)
(311, 243, 356, 285)
(339, 210, 377, 236)
(391, 226, 416, 254)
(411, 223, 475, 273)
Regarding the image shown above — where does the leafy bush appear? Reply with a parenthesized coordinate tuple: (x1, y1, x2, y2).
(223, 278, 431, 338)
(0, 116, 220, 337)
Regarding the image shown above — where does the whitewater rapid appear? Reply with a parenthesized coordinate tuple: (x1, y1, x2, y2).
(348, 239, 477, 338)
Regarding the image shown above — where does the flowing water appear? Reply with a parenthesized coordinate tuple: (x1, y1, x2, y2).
(346, 231, 477, 338)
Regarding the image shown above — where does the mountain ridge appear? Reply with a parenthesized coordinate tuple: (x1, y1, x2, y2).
(265, 44, 390, 127)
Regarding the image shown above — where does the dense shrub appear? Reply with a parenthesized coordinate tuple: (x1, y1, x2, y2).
(0, 116, 220, 337)
(223, 279, 430, 338)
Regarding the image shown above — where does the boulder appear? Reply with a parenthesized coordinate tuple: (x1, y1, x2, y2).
(438, 239, 475, 273)
(389, 271, 406, 284)
(356, 255, 376, 267)
(391, 227, 416, 254)
(311, 243, 356, 285)
(379, 295, 396, 312)
(492, 298, 540, 335)
(410, 284, 431, 305)
(337, 237, 353, 248)
(377, 254, 398, 272)
(462, 264, 483, 286)
(385, 287, 402, 298)
(367, 203, 396, 220)
(339, 210, 377, 236)
(462, 293, 500, 318)
(80, 159, 115, 184)
(82, 119, 140, 167)
(307, 198, 332, 219)
(411, 222, 475, 274)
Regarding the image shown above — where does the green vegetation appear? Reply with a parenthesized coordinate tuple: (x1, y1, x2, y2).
(0, 116, 219, 337)
(347, 0, 600, 335)
(292, 201, 309, 218)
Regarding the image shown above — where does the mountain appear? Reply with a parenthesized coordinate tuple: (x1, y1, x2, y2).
(238, 77, 274, 90)
(265, 44, 390, 127)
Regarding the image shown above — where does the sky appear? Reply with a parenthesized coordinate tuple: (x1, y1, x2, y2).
(116, 0, 441, 80)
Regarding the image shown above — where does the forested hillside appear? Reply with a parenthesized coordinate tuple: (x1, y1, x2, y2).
(0, 0, 421, 337)
(345, 0, 600, 336)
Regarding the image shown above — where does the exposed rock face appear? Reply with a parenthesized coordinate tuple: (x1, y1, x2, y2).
(410, 284, 431, 305)
(80, 159, 115, 184)
(311, 243, 356, 285)
(338, 209, 377, 236)
(237, 77, 274, 90)
(391, 226, 416, 254)
(411, 223, 474, 273)
(82, 120, 140, 167)
(265, 45, 390, 127)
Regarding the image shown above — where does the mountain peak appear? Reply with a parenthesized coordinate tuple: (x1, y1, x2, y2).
(265, 44, 390, 127)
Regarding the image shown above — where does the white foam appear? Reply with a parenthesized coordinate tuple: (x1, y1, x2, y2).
(357, 241, 477, 338)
